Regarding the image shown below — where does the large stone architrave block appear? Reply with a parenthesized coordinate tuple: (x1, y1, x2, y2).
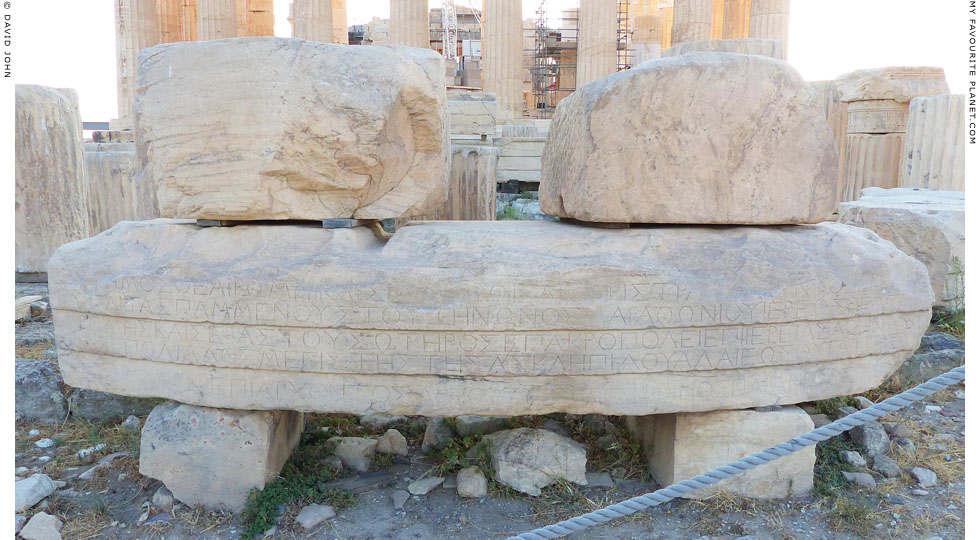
(836, 67, 950, 104)
(50, 220, 933, 416)
(15, 85, 89, 274)
(540, 53, 838, 224)
(839, 188, 964, 311)
(135, 37, 449, 221)
(626, 406, 815, 498)
(139, 401, 303, 512)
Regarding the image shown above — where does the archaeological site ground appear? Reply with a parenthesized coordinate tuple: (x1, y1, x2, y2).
(11, 1, 968, 540)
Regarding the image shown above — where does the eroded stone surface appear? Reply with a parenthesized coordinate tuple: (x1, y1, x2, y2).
(83, 143, 139, 235)
(836, 67, 949, 103)
(484, 428, 587, 496)
(661, 38, 785, 60)
(136, 37, 449, 220)
(838, 188, 963, 310)
(539, 53, 838, 224)
(51, 220, 932, 416)
(139, 401, 303, 512)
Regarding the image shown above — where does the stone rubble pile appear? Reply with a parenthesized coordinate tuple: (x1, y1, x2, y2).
(49, 42, 936, 512)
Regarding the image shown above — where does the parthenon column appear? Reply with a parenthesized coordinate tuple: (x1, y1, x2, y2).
(198, 0, 238, 40)
(483, 0, 524, 120)
(632, 1, 662, 66)
(333, 0, 349, 44)
(710, 0, 724, 39)
(389, 0, 429, 49)
(246, 0, 276, 36)
(671, 0, 711, 44)
(722, 0, 751, 39)
(113, 0, 159, 129)
(749, 0, 790, 48)
(576, 0, 618, 89)
(181, 0, 198, 41)
(659, 1, 674, 50)
(292, 0, 334, 42)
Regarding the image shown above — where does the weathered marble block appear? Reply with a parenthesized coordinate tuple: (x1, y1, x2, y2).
(84, 143, 138, 235)
(539, 53, 838, 224)
(661, 38, 785, 60)
(626, 406, 815, 499)
(448, 90, 497, 140)
(841, 133, 905, 202)
(839, 188, 964, 311)
(423, 145, 499, 221)
(136, 37, 450, 221)
(15, 85, 90, 275)
(901, 94, 966, 192)
(808, 81, 848, 205)
(140, 402, 303, 512)
(50, 220, 932, 416)
(836, 67, 950, 104)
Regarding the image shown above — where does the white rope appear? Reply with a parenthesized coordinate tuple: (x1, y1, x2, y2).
(507, 366, 966, 540)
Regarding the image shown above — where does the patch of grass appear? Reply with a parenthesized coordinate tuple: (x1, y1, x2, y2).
(428, 435, 485, 477)
(372, 453, 393, 471)
(813, 436, 862, 498)
(15, 340, 55, 361)
(516, 189, 535, 200)
(564, 416, 646, 480)
(496, 205, 521, 220)
(811, 396, 859, 417)
(306, 413, 362, 437)
(827, 493, 883, 536)
(932, 308, 966, 339)
(239, 420, 356, 540)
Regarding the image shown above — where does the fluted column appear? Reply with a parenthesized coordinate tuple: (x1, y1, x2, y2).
(632, 14, 662, 65)
(181, 0, 198, 41)
(390, 0, 429, 49)
(246, 0, 276, 36)
(156, 0, 183, 43)
(198, 0, 237, 40)
(332, 0, 349, 44)
(113, 0, 159, 129)
(292, 0, 334, 42)
(576, 0, 618, 88)
(749, 0, 789, 49)
(722, 0, 751, 38)
(483, 0, 524, 120)
(710, 0, 724, 39)
(236, 0, 247, 35)
(659, 1, 674, 50)
(671, 0, 711, 44)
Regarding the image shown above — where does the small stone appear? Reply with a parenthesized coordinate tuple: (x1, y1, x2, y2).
(456, 466, 488, 498)
(928, 442, 949, 451)
(38, 456, 51, 463)
(329, 437, 378, 473)
(595, 434, 618, 451)
(836, 406, 859, 419)
(76, 443, 107, 459)
(884, 494, 905, 505)
(851, 421, 890, 457)
(484, 428, 587, 496)
(911, 467, 937, 487)
(454, 416, 509, 438)
(911, 489, 929, 496)
(954, 390, 965, 400)
(842, 471, 877, 489)
(839, 450, 867, 468)
(28, 429, 41, 437)
(442, 476, 457, 489)
(582, 414, 607, 434)
(34, 438, 55, 449)
(855, 396, 875, 409)
(121, 415, 141, 432)
(872, 455, 902, 478)
(420, 418, 455, 452)
(15, 358, 67, 424)
(322, 455, 344, 472)
(540, 419, 570, 437)
(376, 429, 409, 456)
(408, 477, 445, 496)
(19, 512, 63, 540)
(392, 489, 410, 509)
(809, 413, 831, 428)
(883, 422, 915, 439)
(359, 413, 407, 429)
(152, 486, 174, 511)
(16, 466, 29, 475)
(15, 514, 27, 534)
(295, 504, 335, 530)
(585, 472, 614, 488)
(15, 473, 57, 512)
(925, 405, 941, 413)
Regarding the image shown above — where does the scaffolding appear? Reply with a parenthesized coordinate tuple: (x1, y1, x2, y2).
(528, 0, 578, 118)
(617, 0, 632, 72)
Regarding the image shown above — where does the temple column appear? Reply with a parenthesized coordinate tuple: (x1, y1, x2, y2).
(659, 1, 674, 50)
(483, 0, 524, 120)
(748, 0, 789, 48)
(113, 0, 159, 129)
(291, 0, 334, 42)
(671, 0, 711, 44)
(246, 0, 276, 36)
(156, 0, 183, 43)
(236, 0, 247, 36)
(632, 12, 662, 66)
(710, 0, 725, 39)
(180, 0, 198, 41)
(198, 0, 237, 40)
(389, 0, 429, 49)
(576, 0, 618, 88)
(333, 0, 349, 44)
(722, 0, 751, 39)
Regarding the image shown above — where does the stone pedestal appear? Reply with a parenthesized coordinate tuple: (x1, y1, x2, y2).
(809, 81, 849, 207)
(139, 402, 304, 512)
(483, 0, 524, 120)
(197, 0, 237, 40)
(15, 85, 90, 277)
(291, 0, 333, 42)
(902, 94, 965, 191)
(389, 0, 428, 48)
(671, 0, 711, 45)
(626, 406, 815, 499)
(748, 0, 789, 49)
(576, 0, 618, 88)
(722, 0, 751, 39)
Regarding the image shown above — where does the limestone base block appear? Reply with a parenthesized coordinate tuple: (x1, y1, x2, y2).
(841, 133, 905, 202)
(901, 94, 966, 191)
(50, 220, 933, 416)
(540, 53, 838, 224)
(661, 38, 785, 60)
(136, 37, 449, 221)
(139, 401, 303, 512)
(423, 146, 499, 220)
(838, 188, 964, 311)
(626, 406, 815, 499)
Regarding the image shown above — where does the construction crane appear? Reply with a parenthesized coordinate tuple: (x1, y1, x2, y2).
(443, 0, 458, 60)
